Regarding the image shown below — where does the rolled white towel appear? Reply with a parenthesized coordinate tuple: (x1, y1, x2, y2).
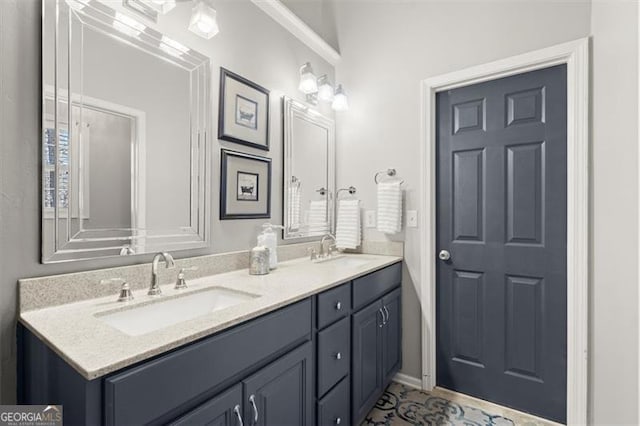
(376, 181, 402, 234)
(336, 199, 361, 249)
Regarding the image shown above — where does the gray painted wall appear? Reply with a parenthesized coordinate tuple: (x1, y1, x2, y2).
(0, 0, 334, 403)
(590, 1, 639, 423)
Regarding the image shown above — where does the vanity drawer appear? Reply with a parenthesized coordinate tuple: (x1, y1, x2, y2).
(317, 376, 350, 426)
(317, 316, 350, 397)
(317, 283, 351, 329)
(352, 262, 402, 310)
(104, 299, 311, 426)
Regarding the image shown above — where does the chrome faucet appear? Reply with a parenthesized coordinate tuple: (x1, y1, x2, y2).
(149, 252, 175, 296)
(320, 233, 338, 257)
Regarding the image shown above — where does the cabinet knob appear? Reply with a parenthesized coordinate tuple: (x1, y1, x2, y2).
(378, 308, 385, 327)
(336, 417, 342, 425)
(335, 352, 342, 360)
(335, 301, 342, 310)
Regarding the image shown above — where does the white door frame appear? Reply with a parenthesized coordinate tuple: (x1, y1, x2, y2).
(419, 37, 589, 424)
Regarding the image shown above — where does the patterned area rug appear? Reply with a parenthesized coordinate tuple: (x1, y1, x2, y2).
(362, 382, 557, 426)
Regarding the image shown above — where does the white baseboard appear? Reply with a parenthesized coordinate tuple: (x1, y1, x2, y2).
(393, 373, 422, 390)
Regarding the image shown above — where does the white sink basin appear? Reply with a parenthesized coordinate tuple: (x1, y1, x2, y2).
(97, 287, 259, 336)
(313, 255, 372, 269)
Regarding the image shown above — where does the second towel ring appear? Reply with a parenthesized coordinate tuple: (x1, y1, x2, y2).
(337, 186, 357, 198)
(374, 168, 404, 185)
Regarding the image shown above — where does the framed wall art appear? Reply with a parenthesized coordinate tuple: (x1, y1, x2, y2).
(220, 149, 271, 219)
(218, 68, 270, 151)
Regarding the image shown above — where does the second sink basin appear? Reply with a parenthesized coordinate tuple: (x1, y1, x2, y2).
(313, 255, 373, 269)
(97, 287, 259, 336)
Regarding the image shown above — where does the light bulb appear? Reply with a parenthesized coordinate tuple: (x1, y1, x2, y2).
(317, 75, 334, 102)
(189, 0, 219, 39)
(298, 63, 318, 95)
(332, 84, 349, 111)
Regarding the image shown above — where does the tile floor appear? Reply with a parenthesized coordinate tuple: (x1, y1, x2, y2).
(363, 382, 563, 426)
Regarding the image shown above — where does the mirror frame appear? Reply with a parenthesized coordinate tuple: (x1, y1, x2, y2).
(41, 0, 211, 263)
(282, 96, 335, 240)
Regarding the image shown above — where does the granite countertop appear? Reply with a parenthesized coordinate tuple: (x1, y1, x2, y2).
(19, 254, 402, 380)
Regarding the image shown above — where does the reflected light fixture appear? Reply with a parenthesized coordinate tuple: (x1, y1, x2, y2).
(332, 84, 349, 111)
(317, 75, 334, 102)
(189, 0, 220, 39)
(298, 62, 318, 94)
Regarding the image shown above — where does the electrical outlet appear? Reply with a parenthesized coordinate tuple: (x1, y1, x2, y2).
(365, 210, 376, 228)
(407, 210, 418, 228)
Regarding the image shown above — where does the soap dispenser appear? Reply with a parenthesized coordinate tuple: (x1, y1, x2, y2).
(258, 223, 284, 269)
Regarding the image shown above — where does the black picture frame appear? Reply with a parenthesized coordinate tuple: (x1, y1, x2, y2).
(220, 149, 271, 220)
(218, 68, 270, 151)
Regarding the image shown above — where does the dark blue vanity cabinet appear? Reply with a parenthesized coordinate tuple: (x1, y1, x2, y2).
(18, 261, 402, 426)
(351, 265, 403, 425)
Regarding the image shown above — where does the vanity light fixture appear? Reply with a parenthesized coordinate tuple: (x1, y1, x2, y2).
(297, 62, 348, 111)
(189, 0, 220, 39)
(113, 11, 147, 38)
(317, 75, 334, 102)
(332, 84, 349, 111)
(298, 62, 318, 95)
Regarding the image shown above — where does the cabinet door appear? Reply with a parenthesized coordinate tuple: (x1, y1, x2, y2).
(170, 384, 243, 426)
(243, 342, 313, 426)
(351, 300, 383, 424)
(382, 287, 402, 385)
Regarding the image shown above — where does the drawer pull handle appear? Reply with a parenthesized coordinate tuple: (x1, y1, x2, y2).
(335, 352, 342, 360)
(335, 301, 342, 310)
(336, 417, 342, 425)
(378, 308, 385, 327)
(383, 305, 390, 324)
(233, 404, 244, 426)
(249, 394, 259, 423)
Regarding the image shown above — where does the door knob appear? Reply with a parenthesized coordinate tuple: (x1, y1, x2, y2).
(438, 250, 451, 261)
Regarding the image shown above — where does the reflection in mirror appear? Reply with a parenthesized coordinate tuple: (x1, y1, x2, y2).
(42, 0, 210, 262)
(283, 97, 335, 240)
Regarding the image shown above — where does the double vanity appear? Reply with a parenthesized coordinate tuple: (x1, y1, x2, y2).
(18, 252, 402, 426)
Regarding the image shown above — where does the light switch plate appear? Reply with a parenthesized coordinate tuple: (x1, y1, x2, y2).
(407, 210, 418, 228)
(365, 210, 376, 228)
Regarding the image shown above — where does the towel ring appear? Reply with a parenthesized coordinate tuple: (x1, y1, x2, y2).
(337, 186, 357, 199)
(374, 168, 405, 185)
(291, 176, 301, 188)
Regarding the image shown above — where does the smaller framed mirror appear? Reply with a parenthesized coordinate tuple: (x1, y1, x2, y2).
(282, 97, 335, 240)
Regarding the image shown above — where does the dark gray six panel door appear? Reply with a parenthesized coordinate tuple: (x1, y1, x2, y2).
(436, 65, 567, 423)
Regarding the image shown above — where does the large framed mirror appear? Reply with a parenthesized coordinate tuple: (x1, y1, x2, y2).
(42, 0, 210, 263)
(282, 97, 335, 240)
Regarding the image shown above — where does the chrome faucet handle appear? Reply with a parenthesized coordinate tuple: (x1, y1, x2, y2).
(101, 278, 134, 302)
(175, 266, 198, 290)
